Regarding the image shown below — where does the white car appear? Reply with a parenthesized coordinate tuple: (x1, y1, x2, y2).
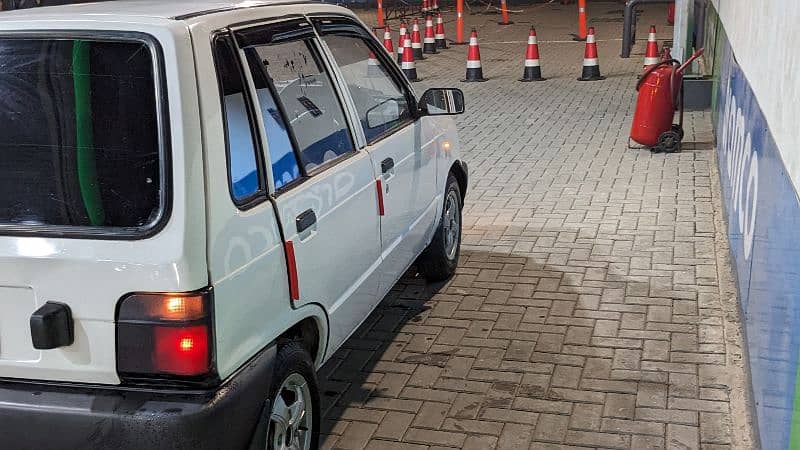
(0, 1, 467, 449)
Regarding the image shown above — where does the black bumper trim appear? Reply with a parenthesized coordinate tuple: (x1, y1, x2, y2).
(0, 344, 276, 450)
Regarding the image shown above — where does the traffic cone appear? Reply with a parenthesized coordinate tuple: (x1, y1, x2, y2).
(383, 25, 394, 55)
(643, 25, 660, 70)
(462, 29, 487, 82)
(423, 15, 438, 54)
(401, 36, 419, 81)
(367, 51, 382, 77)
(520, 27, 545, 81)
(411, 18, 425, 60)
(397, 21, 407, 63)
(577, 27, 605, 81)
(432, 0, 439, 12)
(498, 0, 513, 25)
(421, 0, 429, 16)
(376, 0, 385, 28)
(435, 13, 448, 49)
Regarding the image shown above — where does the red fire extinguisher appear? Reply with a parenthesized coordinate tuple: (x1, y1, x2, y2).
(630, 48, 704, 153)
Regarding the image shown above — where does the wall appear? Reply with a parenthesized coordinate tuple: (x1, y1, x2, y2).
(708, 3, 800, 449)
(709, 0, 800, 192)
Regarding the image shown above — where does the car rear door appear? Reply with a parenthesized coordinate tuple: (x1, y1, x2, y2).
(231, 19, 383, 353)
(314, 17, 439, 293)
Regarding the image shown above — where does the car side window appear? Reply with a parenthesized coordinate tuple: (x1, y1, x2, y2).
(243, 50, 301, 190)
(244, 39, 355, 173)
(322, 34, 412, 144)
(214, 36, 262, 204)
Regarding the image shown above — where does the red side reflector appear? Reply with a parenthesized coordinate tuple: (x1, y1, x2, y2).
(153, 325, 209, 376)
(376, 179, 385, 216)
(285, 241, 300, 300)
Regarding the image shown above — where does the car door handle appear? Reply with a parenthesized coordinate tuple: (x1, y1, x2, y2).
(295, 209, 317, 234)
(381, 158, 395, 174)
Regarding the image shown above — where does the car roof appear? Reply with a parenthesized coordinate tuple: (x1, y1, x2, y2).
(0, 0, 324, 21)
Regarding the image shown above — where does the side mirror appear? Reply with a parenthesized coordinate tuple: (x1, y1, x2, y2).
(419, 88, 465, 116)
(366, 98, 402, 129)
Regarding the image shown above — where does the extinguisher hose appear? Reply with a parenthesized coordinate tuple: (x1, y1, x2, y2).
(636, 59, 681, 91)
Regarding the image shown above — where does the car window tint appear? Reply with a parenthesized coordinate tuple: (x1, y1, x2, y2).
(323, 34, 411, 143)
(243, 52, 301, 190)
(246, 40, 354, 172)
(0, 38, 161, 229)
(214, 37, 262, 203)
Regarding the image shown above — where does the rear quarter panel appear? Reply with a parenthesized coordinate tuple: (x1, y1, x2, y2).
(0, 18, 207, 384)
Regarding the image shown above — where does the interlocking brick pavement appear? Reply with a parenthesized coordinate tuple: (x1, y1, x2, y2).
(319, 2, 753, 449)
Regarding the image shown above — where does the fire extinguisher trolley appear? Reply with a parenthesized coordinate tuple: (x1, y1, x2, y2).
(630, 48, 704, 153)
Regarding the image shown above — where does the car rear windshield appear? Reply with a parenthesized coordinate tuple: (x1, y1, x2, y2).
(0, 37, 164, 233)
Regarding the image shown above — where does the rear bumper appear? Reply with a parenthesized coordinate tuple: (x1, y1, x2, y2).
(0, 344, 276, 450)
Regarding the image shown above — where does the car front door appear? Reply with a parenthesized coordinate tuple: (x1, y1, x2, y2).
(315, 18, 438, 294)
(232, 19, 383, 353)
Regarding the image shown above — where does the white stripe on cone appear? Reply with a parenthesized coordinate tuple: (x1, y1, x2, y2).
(412, 42, 422, 48)
(466, 60, 482, 68)
(424, 37, 435, 43)
(648, 32, 656, 40)
(528, 36, 538, 45)
(469, 37, 478, 45)
(401, 61, 415, 69)
(644, 57, 660, 65)
(586, 35, 596, 43)
(436, 33, 445, 39)
(525, 59, 540, 67)
(583, 58, 599, 66)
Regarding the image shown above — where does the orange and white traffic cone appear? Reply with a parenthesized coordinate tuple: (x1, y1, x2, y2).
(411, 18, 425, 60)
(643, 25, 660, 70)
(453, 0, 466, 45)
(462, 29, 487, 82)
(423, 15, 438, 54)
(421, 0, 429, 16)
(498, 0, 513, 25)
(376, 0, 385, 28)
(577, 27, 605, 81)
(520, 27, 545, 81)
(435, 13, 448, 49)
(401, 35, 419, 81)
(367, 51, 382, 77)
(383, 25, 394, 55)
(397, 21, 407, 63)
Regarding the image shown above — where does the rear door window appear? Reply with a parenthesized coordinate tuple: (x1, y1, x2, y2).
(243, 39, 355, 172)
(0, 37, 164, 233)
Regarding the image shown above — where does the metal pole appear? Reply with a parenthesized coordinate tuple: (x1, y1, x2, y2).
(621, 0, 674, 58)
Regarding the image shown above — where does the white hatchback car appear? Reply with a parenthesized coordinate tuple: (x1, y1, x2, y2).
(0, 1, 467, 449)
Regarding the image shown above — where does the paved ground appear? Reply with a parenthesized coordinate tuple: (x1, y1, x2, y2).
(319, 3, 753, 449)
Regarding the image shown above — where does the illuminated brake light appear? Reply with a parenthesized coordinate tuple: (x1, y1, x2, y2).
(116, 289, 214, 383)
(153, 326, 210, 376)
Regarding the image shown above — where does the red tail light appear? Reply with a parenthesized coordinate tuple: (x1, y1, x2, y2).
(116, 289, 215, 384)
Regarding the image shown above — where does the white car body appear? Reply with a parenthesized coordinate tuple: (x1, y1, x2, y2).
(0, 0, 465, 401)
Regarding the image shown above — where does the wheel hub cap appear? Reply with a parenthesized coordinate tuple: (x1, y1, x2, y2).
(269, 373, 312, 450)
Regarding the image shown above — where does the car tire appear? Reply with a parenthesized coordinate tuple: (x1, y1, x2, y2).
(417, 173, 462, 282)
(265, 341, 320, 450)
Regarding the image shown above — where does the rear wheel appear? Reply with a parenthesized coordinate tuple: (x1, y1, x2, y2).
(266, 342, 319, 450)
(417, 174, 462, 282)
(654, 130, 682, 153)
